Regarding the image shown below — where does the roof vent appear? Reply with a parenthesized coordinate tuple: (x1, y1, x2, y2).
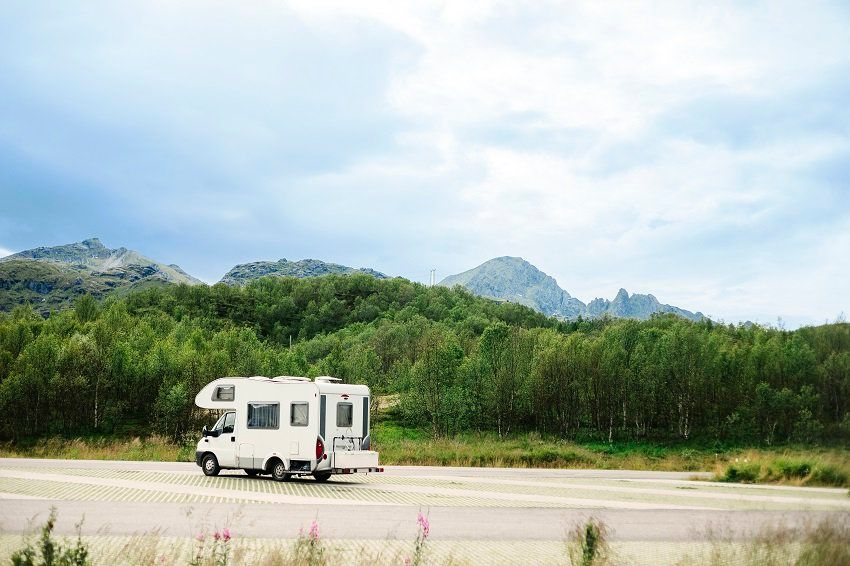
(272, 376, 311, 382)
(315, 376, 342, 383)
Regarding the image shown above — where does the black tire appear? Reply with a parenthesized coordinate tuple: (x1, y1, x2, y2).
(201, 453, 220, 477)
(245, 469, 259, 477)
(270, 459, 288, 482)
(313, 472, 332, 483)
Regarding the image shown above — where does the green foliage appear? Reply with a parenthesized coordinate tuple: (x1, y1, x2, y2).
(74, 295, 99, 325)
(11, 507, 89, 566)
(722, 462, 762, 483)
(772, 459, 812, 479)
(0, 274, 849, 447)
(809, 464, 849, 486)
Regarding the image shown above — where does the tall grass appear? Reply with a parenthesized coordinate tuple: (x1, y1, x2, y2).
(567, 518, 611, 566)
(373, 423, 850, 486)
(715, 449, 850, 487)
(0, 436, 195, 462)
(10, 507, 89, 566)
(2, 427, 848, 487)
(679, 516, 850, 566)
(7, 510, 441, 566)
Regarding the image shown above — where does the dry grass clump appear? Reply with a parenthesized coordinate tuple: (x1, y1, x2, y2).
(566, 518, 612, 566)
(678, 516, 850, 566)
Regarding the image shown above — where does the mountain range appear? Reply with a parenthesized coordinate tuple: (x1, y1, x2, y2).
(0, 238, 201, 314)
(0, 239, 702, 321)
(440, 256, 703, 321)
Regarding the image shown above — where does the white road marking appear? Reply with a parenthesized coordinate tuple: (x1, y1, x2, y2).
(0, 469, 387, 507)
(0, 492, 47, 500)
(410, 473, 850, 508)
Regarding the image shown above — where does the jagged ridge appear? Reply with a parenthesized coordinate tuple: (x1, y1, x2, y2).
(440, 257, 703, 321)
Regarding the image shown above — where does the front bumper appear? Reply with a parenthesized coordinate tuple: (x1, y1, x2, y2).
(195, 451, 204, 467)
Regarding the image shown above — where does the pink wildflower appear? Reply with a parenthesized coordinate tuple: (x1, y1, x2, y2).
(213, 530, 221, 541)
(195, 532, 205, 542)
(308, 520, 320, 540)
(222, 527, 232, 542)
(417, 512, 430, 539)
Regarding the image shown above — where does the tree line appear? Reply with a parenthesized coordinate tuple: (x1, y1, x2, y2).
(0, 274, 848, 445)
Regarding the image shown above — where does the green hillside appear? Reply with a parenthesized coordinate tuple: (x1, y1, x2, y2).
(0, 238, 201, 315)
(221, 257, 387, 285)
(0, 259, 174, 315)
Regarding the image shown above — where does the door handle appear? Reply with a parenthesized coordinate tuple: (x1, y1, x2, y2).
(231, 436, 236, 442)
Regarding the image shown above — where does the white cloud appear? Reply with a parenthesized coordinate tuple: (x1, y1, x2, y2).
(277, 1, 850, 325)
(1, 1, 848, 326)
(0, 247, 13, 259)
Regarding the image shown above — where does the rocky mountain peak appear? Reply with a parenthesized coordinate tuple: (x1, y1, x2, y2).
(0, 238, 201, 285)
(220, 258, 388, 285)
(441, 258, 703, 322)
(439, 256, 586, 318)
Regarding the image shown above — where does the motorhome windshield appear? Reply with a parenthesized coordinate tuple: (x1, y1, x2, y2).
(211, 413, 226, 431)
(211, 412, 235, 433)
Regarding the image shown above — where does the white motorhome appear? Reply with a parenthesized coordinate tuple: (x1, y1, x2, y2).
(194, 375, 381, 482)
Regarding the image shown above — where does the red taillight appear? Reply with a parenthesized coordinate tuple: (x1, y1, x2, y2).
(315, 436, 325, 460)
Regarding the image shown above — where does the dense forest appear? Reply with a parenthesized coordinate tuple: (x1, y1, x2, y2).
(1, 274, 848, 446)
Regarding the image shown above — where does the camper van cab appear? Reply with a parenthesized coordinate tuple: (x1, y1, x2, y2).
(194, 376, 382, 482)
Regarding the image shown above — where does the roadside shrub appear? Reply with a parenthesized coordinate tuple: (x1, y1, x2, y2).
(11, 507, 89, 566)
(722, 462, 761, 483)
(680, 448, 698, 462)
(765, 459, 812, 481)
(520, 449, 560, 465)
(809, 464, 849, 487)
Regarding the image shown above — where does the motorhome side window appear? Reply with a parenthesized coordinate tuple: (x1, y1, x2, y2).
(290, 402, 309, 427)
(337, 402, 353, 427)
(247, 403, 279, 429)
(212, 385, 234, 402)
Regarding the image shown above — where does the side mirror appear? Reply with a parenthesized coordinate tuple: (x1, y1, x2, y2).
(202, 425, 208, 437)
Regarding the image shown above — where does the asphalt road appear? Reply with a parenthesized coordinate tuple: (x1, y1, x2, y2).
(1, 458, 847, 543)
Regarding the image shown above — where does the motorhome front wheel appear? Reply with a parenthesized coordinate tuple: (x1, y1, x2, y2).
(202, 454, 220, 477)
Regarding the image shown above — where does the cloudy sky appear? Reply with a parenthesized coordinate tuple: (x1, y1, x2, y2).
(1, 1, 848, 327)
